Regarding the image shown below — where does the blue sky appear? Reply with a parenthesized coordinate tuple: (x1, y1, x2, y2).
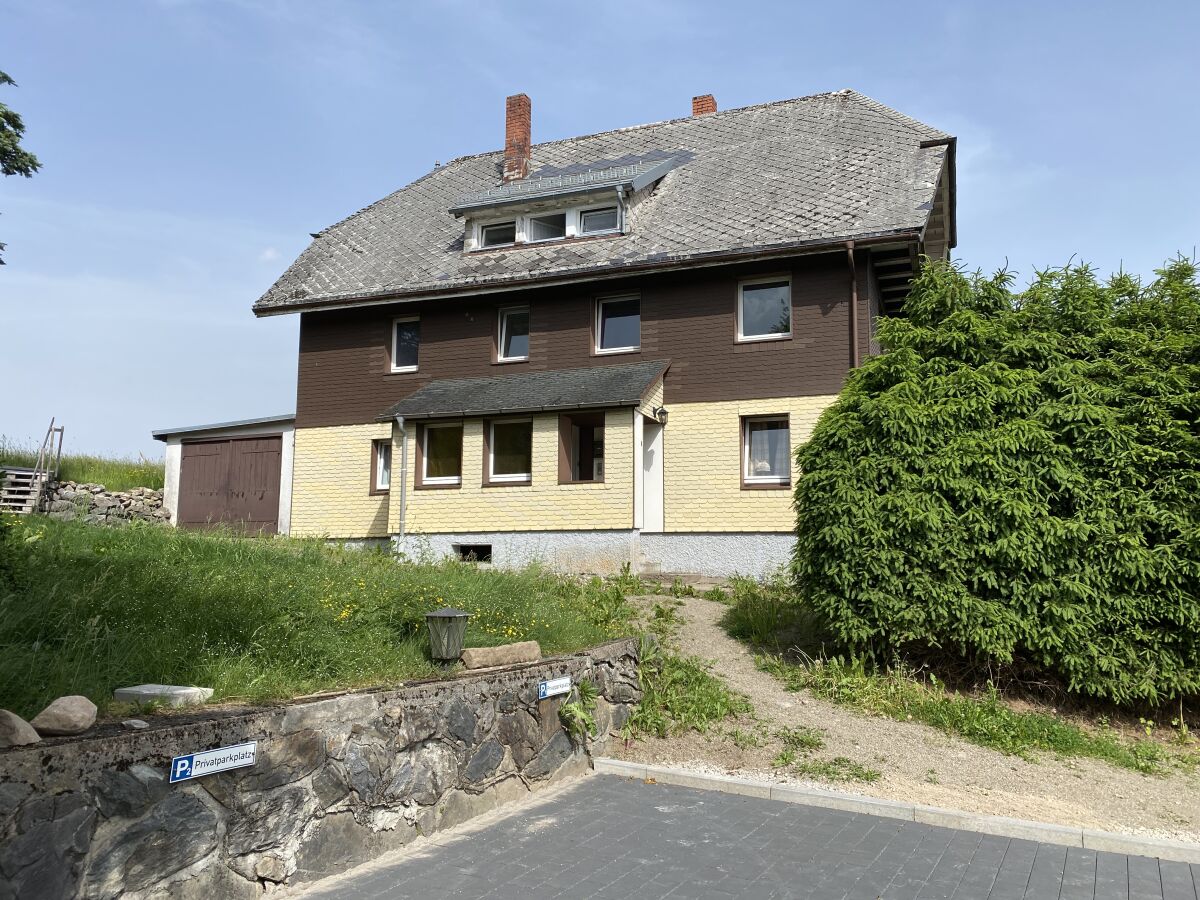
(2, 0, 1197, 457)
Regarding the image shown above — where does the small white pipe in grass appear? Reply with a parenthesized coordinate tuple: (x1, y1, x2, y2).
(394, 416, 408, 538)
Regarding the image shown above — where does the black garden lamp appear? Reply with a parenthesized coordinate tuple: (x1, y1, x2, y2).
(425, 608, 472, 662)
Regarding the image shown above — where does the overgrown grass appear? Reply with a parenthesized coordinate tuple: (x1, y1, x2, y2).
(0, 516, 634, 718)
(721, 575, 1196, 775)
(720, 570, 833, 654)
(623, 596, 750, 738)
(625, 638, 751, 737)
(0, 436, 163, 491)
(759, 655, 1172, 775)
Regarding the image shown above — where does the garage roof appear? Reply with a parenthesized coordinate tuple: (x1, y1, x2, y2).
(377, 360, 669, 421)
(152, 413, 295, 441)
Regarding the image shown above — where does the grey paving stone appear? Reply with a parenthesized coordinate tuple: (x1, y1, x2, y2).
(298, 775, 1181, 900)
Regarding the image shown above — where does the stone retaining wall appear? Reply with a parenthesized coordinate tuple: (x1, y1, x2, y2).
(0, 638, 641, 899)
(43, 481, 169, 526)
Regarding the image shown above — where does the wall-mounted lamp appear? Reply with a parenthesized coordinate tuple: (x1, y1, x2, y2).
(653, 406, 669, 426)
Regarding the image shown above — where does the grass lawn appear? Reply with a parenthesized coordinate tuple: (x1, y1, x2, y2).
(0, 516, 634, 720)
(0, 436, 164, 491)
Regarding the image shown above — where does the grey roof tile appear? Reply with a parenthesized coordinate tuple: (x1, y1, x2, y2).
(377, 360, 670, 420)
(256, 90, 950, 314)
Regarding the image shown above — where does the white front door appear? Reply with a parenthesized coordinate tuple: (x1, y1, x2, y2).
(642, 420, 664, 532)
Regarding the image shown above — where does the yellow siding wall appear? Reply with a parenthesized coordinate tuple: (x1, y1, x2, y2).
(291, 423, 393, 538)
(639, 380, 664, 417)
(399, 410, 634, 534)
(663, 396, 838, 533)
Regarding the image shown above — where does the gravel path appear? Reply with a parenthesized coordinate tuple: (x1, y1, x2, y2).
(613, 594, 1200, 843)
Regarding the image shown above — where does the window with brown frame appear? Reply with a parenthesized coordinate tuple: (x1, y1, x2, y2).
(741, 416, 790, 488)
(370, 439, 391, 494)
(486, 419, 533, 484)
(558, 413, 605, 483)
(419, 423, 463, 487)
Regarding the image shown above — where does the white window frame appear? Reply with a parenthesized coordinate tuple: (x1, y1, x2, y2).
(742, 415, 791, 486)
(422, 423, 463, 486)
(497, 306, 530, 362)
(577, 203, 621, 236)
(390, 316, 420, 373)
(468, 200, 624, 251)
(737, 275, 793, 343)
(479, 219, 517, 249)
(373, 440, 391, 491)
(489, 418, 533, 483)
(594, 294, 641, 355)
(524, 211, 568, 244)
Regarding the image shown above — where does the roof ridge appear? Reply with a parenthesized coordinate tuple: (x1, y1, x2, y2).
(307, 89, 948, 241)
(839, 89, 952, 140)
(438, 89, 856, 167)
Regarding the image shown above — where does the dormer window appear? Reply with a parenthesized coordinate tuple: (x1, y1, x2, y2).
(579, 206, 619, 235)
(480, 221, 516, 248)
(452, 156, 680, 252)
(527, 213, 566, 242)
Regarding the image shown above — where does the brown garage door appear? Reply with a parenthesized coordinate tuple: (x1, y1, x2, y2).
(178, 436, 282, 534)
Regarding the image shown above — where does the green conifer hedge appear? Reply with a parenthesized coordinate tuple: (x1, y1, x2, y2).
(793, 258, 1200, 706)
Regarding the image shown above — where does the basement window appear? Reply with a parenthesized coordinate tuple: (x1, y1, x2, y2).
(455, 544, 492, 563)
(480, 221, 517, 248)
(559, 413, 605, 483)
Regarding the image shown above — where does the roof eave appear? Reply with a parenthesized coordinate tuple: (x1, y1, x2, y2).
(152, 413, 296, 441)
(919, 136, 958, 250)
(378, 397, 645, 423)
(253, 228, 924, 318)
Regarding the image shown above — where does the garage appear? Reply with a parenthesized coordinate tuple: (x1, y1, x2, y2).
(178, 436, 283, 532)
(153, 414, 295, 535)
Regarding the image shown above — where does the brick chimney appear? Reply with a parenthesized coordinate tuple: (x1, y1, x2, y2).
(503, 93, 531, 183)
(692, 94, 717, 116)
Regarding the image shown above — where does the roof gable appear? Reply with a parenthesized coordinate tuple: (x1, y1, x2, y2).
(255, 90, 952, 315)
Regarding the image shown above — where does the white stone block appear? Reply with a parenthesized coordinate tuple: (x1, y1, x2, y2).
(113, 684, 214, 707)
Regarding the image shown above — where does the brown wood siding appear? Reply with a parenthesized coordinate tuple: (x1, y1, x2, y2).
(178, 437, 282, 533)
(296, 252, 884, 429)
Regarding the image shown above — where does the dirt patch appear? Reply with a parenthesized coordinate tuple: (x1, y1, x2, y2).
(614, 595, 1200, 842)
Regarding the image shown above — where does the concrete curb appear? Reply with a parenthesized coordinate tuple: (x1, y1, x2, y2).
(594, 758, 1200, 864)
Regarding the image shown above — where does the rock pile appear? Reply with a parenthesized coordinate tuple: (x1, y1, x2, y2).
(44, 481, 170, 526)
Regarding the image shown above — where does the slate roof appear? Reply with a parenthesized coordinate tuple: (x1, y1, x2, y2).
(377, 360, 670, 421)
(256, 90, 951, 315)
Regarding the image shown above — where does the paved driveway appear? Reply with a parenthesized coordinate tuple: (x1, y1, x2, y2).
(303, 775, 1199, 899)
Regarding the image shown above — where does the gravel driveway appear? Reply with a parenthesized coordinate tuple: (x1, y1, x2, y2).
(613, 595, 1200, 843)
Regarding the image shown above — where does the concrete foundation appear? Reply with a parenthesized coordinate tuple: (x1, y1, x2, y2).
(393, 530, 792, 579)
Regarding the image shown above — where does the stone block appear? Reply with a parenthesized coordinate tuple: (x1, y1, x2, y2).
(31, 695, 97, 736)
(0, 709, 40, 748)
(1081, 828, 1200, 863)
(112, 685, 213, 708)
(460, 641, 541, 669)
(771, 784, 916, 821)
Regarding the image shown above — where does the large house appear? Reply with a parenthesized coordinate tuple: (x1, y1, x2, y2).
(159, 90, 956, 577)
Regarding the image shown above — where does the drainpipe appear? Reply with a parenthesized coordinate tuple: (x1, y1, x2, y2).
(394, 416, 408, 540)
(846, 241, 860, 369)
